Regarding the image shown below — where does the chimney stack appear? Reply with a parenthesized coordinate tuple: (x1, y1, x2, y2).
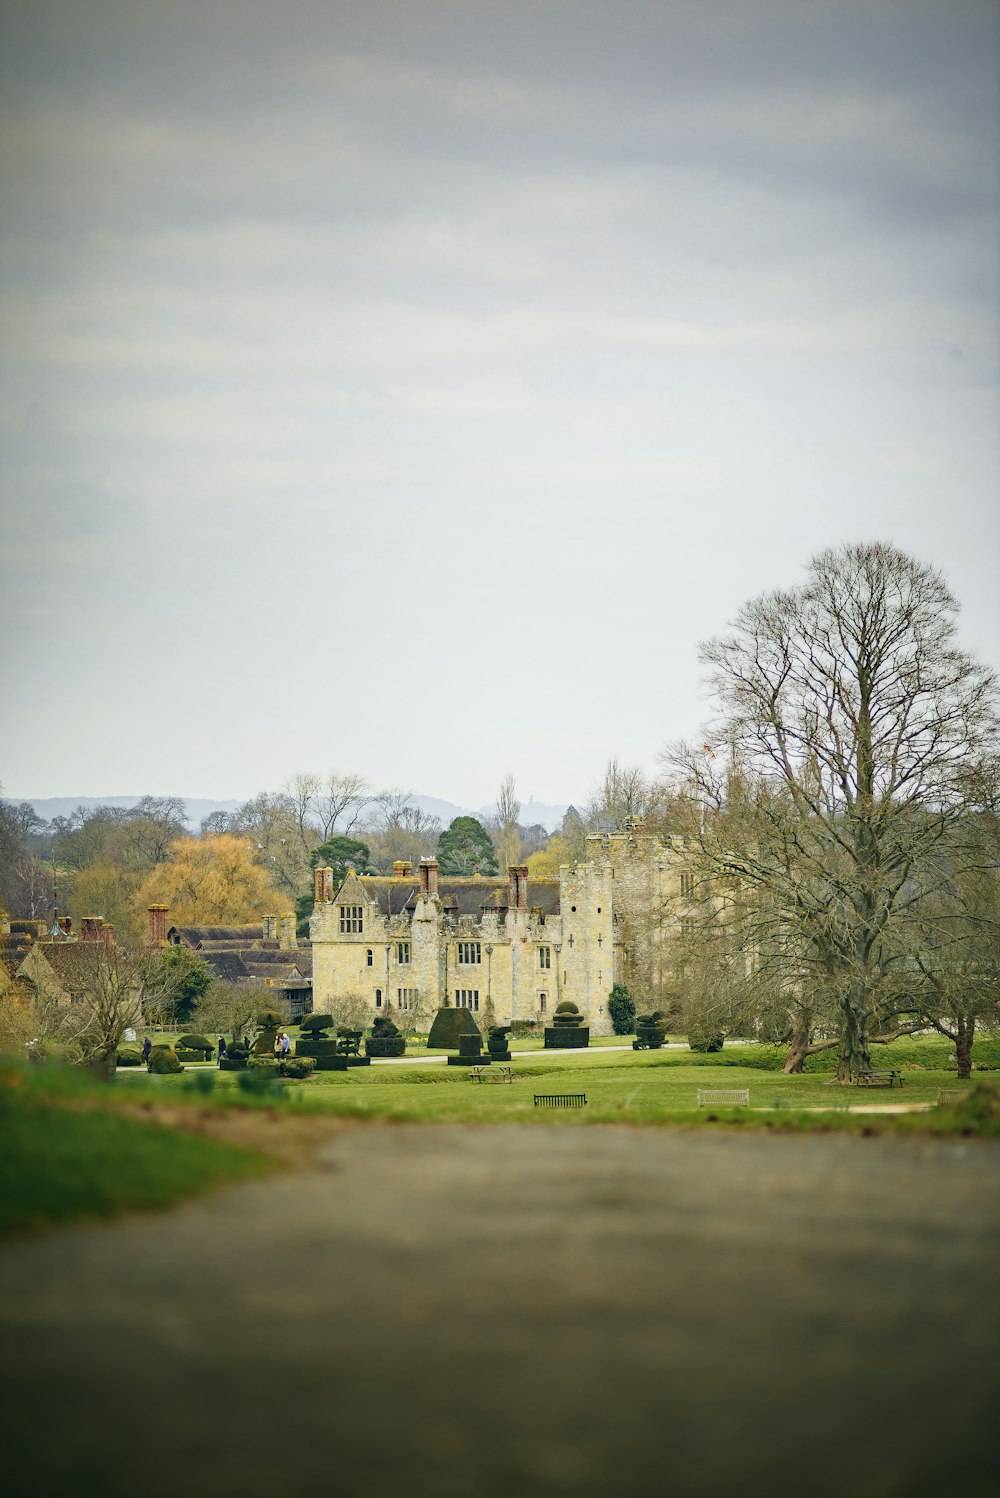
(278, 912, 296, 949)
(262, 914, 278, 943)
(147, 905, 169, 946)
(314, 866, 334, 905)
(392, 860, 413, 878)
(81, 916, 102, 943)
(514, 866, 529, 912)
(419, 857, 439, 899)
(58, 916, 72, 936)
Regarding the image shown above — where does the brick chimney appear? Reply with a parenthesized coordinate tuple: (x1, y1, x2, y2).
(147, 905, 169, 947)
(58, 916, 72, 936)
(314, 866, 334, 905)
(419, 857, 439, 898)
(392, 860, 413, 878)
(278, 912, 297, 949)
(81, 916, 103, 943)
(508, 866, 518, 910)
(262, 914, 278, 942)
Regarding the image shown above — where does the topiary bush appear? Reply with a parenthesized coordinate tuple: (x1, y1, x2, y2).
(116, 1045, 143, 1067)
(608, 984, 637, 1036)
(487, 1025, 511, 1059)
(248, 1057, 281, 1075)
(634, 1011, 667, 1050)
(296, 1036, 339, 1059)
(299, 1013, 333, 1037)
(365, 1016, 406, 1058)
(544, 1001, 589, 1049)
(220, 1042, 249, 1071)
(688, 1029, 725, 1053)
(177, 1033, 214, 1057)
(552, 1000, 584, 1026)
(147, 1046, 183, 1075)
(278, 1055, 316, 1079)
(427, 1007, 480, 1049)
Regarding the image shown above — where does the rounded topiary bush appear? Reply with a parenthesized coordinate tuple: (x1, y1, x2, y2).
(219, 1042, 249, 1071)
(257, 1009, 285, 1029)
(278, 1056, 316, 1079)
(634, 1011, 667, 1049)
(248, 1057, 281, 1075)
(552, 1001, 584, 1027)
(116, 1045, 143, 1067)
(148, 1046, 183, 1075)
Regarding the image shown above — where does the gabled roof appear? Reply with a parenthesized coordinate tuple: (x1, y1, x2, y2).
(199, 951, 253, 983)
(169, 924, 265, 948)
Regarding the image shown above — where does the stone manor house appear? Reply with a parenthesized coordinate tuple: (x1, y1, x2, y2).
(311, 827, 693, 1036)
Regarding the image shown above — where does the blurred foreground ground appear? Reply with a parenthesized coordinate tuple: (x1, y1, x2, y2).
(2, 1124, 998, 1497)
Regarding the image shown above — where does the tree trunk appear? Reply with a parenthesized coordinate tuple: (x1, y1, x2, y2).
(955, 1016, 975, 1080)
(782, 1017, 812, 1074)
(836, 987, 872, 1081)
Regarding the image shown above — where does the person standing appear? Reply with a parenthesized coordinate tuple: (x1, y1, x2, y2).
(218, 1036, 227, 1059)
(141, 1036, 151, 1063)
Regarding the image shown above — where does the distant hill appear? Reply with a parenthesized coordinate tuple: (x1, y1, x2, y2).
(19, 794, 570, 836)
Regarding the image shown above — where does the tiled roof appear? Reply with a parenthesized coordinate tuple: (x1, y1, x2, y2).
(357, 876, 560, 917)
(170, 925, 265, 947)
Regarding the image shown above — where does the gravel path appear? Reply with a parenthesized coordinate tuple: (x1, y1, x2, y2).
(2, 1125, 997, 1497)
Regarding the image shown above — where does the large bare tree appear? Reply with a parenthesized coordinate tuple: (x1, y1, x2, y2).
(669, 543, 998, 1079)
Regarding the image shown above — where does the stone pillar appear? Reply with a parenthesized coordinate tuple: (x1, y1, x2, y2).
(147, 905, 169, 946)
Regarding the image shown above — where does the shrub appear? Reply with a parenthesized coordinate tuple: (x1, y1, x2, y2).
(552, 1001, 584, 1028)
(226, 1042, 249, 1060)
(427, 1007, 480, 1049)
(635, 1011, 667, 1049)
(296, 1037, 339, 1058)
(688, 1030, 725, 1053)
(510, 1019, 537, 1037)
(554, 1000, 579, 1015)
(336, 1028, 363, 1056)
(278, 1056, 316, 1079)
(175, 1049, 208, 1063)
(148, 1047, 183, 1075)
(608, 984, 636, 1036)
(299, 1013, 333, 1036)
(248, 1057, 280, 1074)
(116, 1046, 143, 1067)
(365, 1016, 406, 1058)
(256, 1009, 285, 1029)
(177, 1033, 213, 1055)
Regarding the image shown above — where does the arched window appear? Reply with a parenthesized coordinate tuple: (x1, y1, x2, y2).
(366, 949, 373, 966)
(375, 989, 382, 1007)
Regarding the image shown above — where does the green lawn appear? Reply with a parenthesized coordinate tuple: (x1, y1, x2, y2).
(117, 1042, 1000, 1133)
(0, 1070, 272, 1234)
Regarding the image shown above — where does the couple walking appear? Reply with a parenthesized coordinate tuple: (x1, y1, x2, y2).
(273, 1031, 292, 1057)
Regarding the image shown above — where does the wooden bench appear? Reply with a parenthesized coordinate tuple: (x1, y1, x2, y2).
(470, 1065, 512, 1084)
(697, 1088, 750, 1107)
(937, 1088, 967, 1106)
(852, 1070, 904, 1088)
(534, 1093, 587, 1108)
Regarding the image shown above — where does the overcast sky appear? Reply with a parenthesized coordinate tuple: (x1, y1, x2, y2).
(1, 0, 997, 811)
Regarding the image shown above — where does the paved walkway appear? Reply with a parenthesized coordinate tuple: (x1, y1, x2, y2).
(2, 1125, 997, 1497)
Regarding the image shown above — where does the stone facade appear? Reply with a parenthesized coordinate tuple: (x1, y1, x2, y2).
(311, 831, 694, 1035)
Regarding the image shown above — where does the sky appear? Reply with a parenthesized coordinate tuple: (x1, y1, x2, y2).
(1, 0, 997, 811)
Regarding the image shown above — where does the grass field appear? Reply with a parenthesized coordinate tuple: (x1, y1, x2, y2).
(118, 1039, 1000, 1133)
(0, 1067, 272, 1234)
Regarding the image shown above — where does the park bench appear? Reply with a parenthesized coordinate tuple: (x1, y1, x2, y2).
(534, 1094, 587, 1108)
(470, 1065, 512, 1084)
(696, 1088, 750, 1107)
(937, 1088, 967, 1106)
(852, 1070, 904, 1088)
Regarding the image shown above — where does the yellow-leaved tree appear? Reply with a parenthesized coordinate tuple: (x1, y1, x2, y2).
(134, 835, 284, 927)
(525, 835, 571, 879)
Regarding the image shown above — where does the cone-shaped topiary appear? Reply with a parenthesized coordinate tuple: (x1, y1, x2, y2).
(634, 1011, 667, 1049)
(427, 1007, 480, 1049)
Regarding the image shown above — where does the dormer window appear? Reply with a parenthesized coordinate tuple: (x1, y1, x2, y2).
(339, 905, 364, 934)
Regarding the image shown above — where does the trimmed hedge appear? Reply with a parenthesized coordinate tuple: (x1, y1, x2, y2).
(296, 1038, 339, 1059)
(175, 1048, 209, 1063)
(544, 1027, 589, 1049)
(366, 1016, 407, 1058)
(116, 1046, 143, 1067)
(278, 1056, 316, 1079)
(219, 1057, 248, 1072)
(300, 1013, 333, 1036)
(177, 1034, 213, 1055)
(148, 1047, 183, 1075)
(427, 1008, 480, 1049)
(248, 1057, 281, 1075)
